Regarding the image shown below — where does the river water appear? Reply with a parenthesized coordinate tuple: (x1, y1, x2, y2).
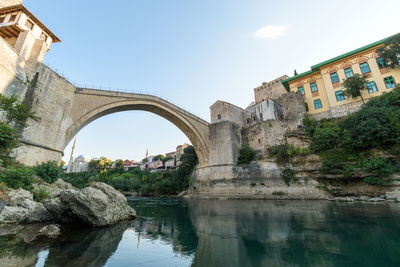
(1, 198, 400, 267)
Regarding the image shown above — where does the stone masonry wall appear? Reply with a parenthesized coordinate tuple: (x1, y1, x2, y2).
(330, 101, 362, 118)
(254, 75, 289, 103)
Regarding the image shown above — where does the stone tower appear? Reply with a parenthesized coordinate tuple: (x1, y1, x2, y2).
(66, 138, 77, 173)
(0, 0, 61, 70)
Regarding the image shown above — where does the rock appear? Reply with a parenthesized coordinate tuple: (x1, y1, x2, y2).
(397, 197, 400, 202)
(0, 206, 29, 223)
(332, 197, 354, 202)
(39, 224, 61, 238)
(0, 199, 7, 213)
(386, 190, 400, 200)
(0, 188, 53, 223)
(357, 196, 370, 201)
(22, 224, 61, 243)
(57, 182, 136, 226)
(178, 191, 187, 197)
(0, 224, 24, 237)
(33, 179, 77, 198)
(369, 197, 385, 202)
(7, 188, 33, 206)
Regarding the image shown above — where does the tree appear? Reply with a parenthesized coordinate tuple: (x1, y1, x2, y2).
(153, 154, 165, 162)
(0, 94, 39, 127)
(0, 122, 19, 160)
(0, 94, 40, 165)
(114, 159, 124, 169)
(376, 33, 400, 69)
(342, 74, 368, 104)
(89, 157, 112, 170)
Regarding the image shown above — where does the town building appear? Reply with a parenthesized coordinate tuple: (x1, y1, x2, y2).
(122, 160, 139, 171)
(68, 155, 90, 173)
(282, 35, 400, 119)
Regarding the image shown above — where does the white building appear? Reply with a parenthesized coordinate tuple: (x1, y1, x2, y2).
(68, 155, 90, 173)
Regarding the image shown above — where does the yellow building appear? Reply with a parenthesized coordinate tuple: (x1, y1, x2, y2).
(282, 35, 400, 119)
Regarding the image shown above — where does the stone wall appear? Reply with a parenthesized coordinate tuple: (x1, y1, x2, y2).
(14, 63, 76, 165)
(209, 121, 242, 166)
(191, 161, 330, 199)
(330, 101, 362, 118)
(242, 120, 286, 151)
(309, 110, 331, 120)
(254, 75, 289, 103)
(210, 100, 245, 128)
(242, 92, 306, 152)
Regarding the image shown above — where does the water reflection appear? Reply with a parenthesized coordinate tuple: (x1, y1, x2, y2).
(0, 198, 400, 267)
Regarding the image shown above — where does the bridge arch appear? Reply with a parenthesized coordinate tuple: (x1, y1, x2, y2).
(64, 89, 210, 167)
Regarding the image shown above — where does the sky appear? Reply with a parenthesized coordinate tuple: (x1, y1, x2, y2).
(22, 0, 400, 162)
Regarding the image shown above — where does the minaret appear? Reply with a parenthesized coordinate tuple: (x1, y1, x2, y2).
(66, 137, 77, 173)
(146, 149, 148, 159)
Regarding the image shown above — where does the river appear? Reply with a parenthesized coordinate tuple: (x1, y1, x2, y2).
(1, 198, 400, 267)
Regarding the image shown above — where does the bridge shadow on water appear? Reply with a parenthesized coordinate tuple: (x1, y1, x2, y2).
(1, 199, 400, 267)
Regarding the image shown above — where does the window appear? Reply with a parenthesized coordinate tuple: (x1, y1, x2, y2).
(310, 82, 318, 92)
(366, 81, 378, 93)
(260, 113, 263, 119)
(376, 57, 387, 69)
(0, 16, 5, 24)
(335, 90, 345, 101)
(217, 114, 221, 120)
(40, 32, 48, 41)
(9, 14, 17, 22)
(314, 99, 322, 109)
(25, 20, 34, 30)
(344, 67, 354, 78)
(297, 86, 305, 95)
(384, 76, 396, 89)
(360, 62, 371, 74)
(330, 72, 340, 83)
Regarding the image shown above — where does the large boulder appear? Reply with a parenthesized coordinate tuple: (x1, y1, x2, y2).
(0, 181, 136, 227)
(45, 182, 136, 227)
(33, 179, 77, 198)
(0, 188, 53, 224)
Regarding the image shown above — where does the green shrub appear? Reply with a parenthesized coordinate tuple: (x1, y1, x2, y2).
(309, 120, 341, 152)
(272, 191, 285, 196)
(319, 149, 358, 173)
(364, 176, 384, 185)
(33, 188, 50, 202)
(237, 145, 256, 165)
(33, 161, 63, 183)
(268, 144, 309, 165)
(359, 157, 394, 177)
(0, 167, 35, 190)
(281, 168, 297, 186)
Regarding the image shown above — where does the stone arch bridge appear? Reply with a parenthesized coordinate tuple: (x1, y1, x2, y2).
(13, 66, 213, 168)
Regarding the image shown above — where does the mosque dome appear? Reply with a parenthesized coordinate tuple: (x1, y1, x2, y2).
(74, 155, 89, 162)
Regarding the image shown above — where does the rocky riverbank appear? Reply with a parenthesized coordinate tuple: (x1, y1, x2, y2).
(0, 179, 137, 227)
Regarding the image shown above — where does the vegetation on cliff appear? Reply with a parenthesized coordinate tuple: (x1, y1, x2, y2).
(304, 85, 400, 185)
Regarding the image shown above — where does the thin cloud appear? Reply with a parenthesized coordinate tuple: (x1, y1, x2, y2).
(253, 24, 288, 39)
